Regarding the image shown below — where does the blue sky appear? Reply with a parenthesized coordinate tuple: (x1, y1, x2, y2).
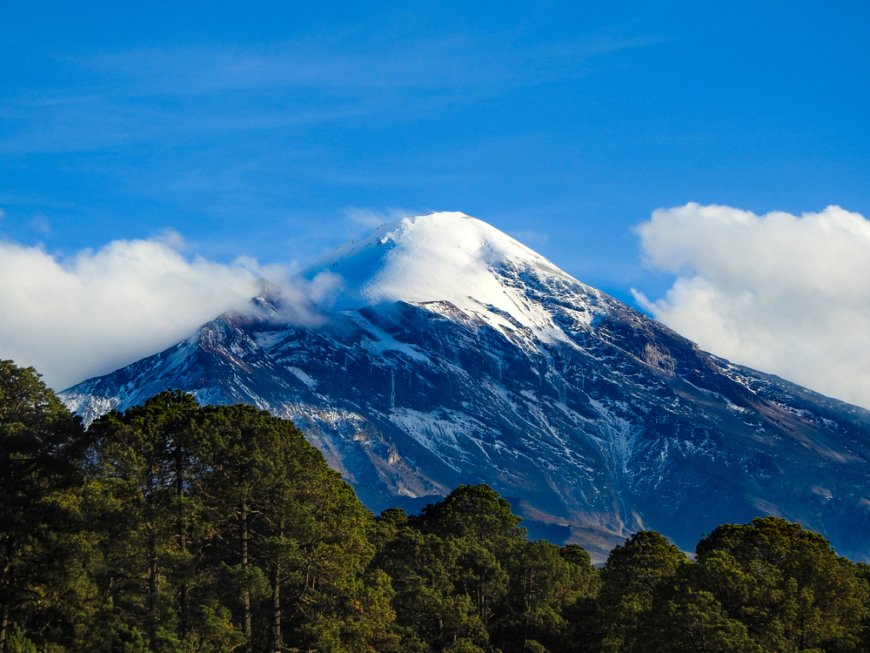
(2, 2, 870, 406)
(3, 1, 867, 301)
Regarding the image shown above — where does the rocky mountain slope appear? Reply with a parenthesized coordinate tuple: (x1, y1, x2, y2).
(62, 212, 870, 560)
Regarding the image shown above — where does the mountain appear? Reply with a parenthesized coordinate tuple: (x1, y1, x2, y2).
(62, 212, 870, 560)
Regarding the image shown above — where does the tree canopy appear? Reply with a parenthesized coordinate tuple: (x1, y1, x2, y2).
(2, 360, 870, 653)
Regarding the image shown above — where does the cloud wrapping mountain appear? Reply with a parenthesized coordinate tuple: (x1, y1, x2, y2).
(634, 203, 870, 409)
(0, 235, 322, 388)
(3, 202, 869, 412)
(62, 212, 870, 561)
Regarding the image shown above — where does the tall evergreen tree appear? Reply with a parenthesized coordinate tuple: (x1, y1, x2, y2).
(594, 530, 686, 653)
(0, 361, 85, 651)
(376, 514, 492, 652)
(693, 516, 870, 652)
(496, 541, 599, 652)
(417, 484, 526, 550)
(85, 390, 203, 651)
(640, 577, 762, 652)
(197, 403, 397, 652)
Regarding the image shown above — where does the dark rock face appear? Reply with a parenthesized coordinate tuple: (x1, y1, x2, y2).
(63, 255, 870, 562)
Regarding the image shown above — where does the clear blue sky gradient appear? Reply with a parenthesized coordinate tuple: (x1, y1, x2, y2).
(2, 1, 868, 304)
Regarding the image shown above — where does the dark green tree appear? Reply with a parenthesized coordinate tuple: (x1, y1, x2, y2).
(197, 403, 397, 652)
(417, 484, 526, 639)
(85, 389, 204, 651)
(496, 541, 599, 652)
(594, 530, 686, 653)
(376, 524, 489, 652)
(0, 360, 86, 651)
(693, 517, 869, 652)
(641, 577, 762, 652)
(417, 484, 526, 551)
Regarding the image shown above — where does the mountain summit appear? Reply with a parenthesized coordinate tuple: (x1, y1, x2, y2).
(63, 212, 870, 560)
(313, 212, 573, 319)
(309, 212, 605, 350)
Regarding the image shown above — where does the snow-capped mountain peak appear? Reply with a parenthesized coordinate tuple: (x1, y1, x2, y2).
(62, 212, 870, 561)
(309, 211, 585, 341)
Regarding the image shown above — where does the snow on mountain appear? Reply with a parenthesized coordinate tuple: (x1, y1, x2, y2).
(62, 212, 870, 561)
(311, 212, 587, 342)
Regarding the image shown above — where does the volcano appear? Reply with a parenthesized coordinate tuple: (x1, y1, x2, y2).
(62, 212, 870, 560)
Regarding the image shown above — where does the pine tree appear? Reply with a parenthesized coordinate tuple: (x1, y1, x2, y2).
(0, 360, 85, 650)
(196, 403, 396, 652)
(496, 540, 599, 652)
(594, 531, 686, 653)
(693, 517, 870, 652)
(85, 389, 203, 651)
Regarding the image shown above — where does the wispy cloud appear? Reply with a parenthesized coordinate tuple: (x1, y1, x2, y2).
(0, 34, 656, 155)
(81, 35, 655, 95)
(508, 228, 550, 248)
(344, 206, 413, 228)
(28, 214, 50, 234)
(633, 203, 870, 409)
(0, 234, 324, 389)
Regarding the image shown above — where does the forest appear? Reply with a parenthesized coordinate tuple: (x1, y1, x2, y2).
(2, 359, 869, 653)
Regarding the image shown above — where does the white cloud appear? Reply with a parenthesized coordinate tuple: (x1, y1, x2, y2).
(633, 203, 870, 409)
(508, 229, 550, 249)
(343, 206, 411, 228)
(0, 236, 319, 390)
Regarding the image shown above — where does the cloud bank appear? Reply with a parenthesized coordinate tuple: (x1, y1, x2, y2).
(0, 235, 318, 390)
(633, 203, 870, 409)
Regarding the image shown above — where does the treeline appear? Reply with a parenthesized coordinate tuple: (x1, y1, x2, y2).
(2, 360, 870, 653)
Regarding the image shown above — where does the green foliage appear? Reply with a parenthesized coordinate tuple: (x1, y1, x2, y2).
(374, 487, 600, 653)
(377, 524, 490, 651)
(197, 403, 388, 652)
(85, 390, 203, 650)
(4, 624, 38, 653)
(498, 540, 599, 652)
(45, 388, 401, 652)
(0, 360, 86, 651)
(642, 583, 762, 652)
(418, 484, 526, 549)
(4, 360, 870, 653)
(692, 517, 870, 652)
(595, 530, 686, 652)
